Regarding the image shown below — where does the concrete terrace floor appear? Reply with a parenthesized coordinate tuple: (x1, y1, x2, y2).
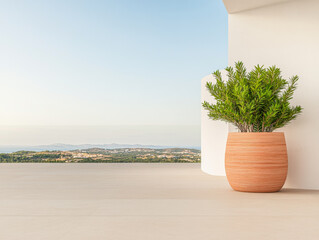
(0, 164, 319, 240)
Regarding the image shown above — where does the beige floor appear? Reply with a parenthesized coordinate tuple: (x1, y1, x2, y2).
(0, 163, 318, 240)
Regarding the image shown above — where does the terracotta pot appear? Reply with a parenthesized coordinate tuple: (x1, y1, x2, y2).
(225, 132, 288, 193)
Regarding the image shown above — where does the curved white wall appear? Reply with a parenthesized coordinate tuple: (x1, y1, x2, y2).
(201, 72, 228, 176)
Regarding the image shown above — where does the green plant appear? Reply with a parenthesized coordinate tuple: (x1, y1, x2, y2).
(202, 61, 302, 132)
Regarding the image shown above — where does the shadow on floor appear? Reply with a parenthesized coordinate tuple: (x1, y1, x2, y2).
(280, 188, 319, 195)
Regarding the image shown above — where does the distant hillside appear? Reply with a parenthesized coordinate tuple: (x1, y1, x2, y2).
(76, 147, 200, 154)
(0, 147, 201, 163)
(0, 143, 200, 153)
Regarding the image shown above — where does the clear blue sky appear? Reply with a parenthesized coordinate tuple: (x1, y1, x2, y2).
(0, 0, 227, 146)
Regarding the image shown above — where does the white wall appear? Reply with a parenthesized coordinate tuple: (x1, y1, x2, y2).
(226, 0, 319, 189)
(201, 73, 228, 176)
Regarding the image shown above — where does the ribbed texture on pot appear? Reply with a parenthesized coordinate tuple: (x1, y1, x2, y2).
(225, 132, 288, 193)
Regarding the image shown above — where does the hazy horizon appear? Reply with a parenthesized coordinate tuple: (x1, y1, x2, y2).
(0, 125, 200, 148)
